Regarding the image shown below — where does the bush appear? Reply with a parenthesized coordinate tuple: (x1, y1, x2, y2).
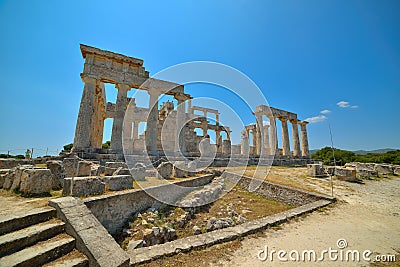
(312, 147, 400, 165)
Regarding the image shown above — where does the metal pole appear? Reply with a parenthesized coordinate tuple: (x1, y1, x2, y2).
(328, 123, 336, 197)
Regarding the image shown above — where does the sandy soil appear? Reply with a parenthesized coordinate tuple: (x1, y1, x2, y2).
(214, 168, 400, 267)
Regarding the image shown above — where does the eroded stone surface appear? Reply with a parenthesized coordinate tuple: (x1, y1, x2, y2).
(20, 168, 52, 195)
(157, 162, 173, 179)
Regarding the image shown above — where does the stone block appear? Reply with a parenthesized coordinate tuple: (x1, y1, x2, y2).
(131, 163, 146, 181)
(105, 162, 128, 169)
(0, 169, 10, 188)
(63, 157, 79, 177)
(374, 164, 394, 177)
(157, 162, 173, 180)
(188, 161, 197, 176)
(173, 161, 187, 178)
(307, 164, 326, 177)
(101, 175, 133, 191)
(64, 177, 106, 197)
(46, 160, 65, 190)
(394, 166, 400, 176)
(0, 159, 32, 169)
(357, 168, 378, 179)
(77, 161, 92, 177)
(20, 169, 52, 195)
(335, 167, 356, 181)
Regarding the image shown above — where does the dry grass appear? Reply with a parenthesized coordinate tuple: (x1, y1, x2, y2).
(119, 184, 292, 248)
(141, 239, 243, 267)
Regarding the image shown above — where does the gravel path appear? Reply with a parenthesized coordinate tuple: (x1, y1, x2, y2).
(217, 176, 400, 266)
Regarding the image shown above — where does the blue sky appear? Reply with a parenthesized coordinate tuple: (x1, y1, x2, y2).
(0, 0, 399, 156)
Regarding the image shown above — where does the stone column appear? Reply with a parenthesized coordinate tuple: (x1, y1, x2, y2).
(300, 121, 310, 156)
(215, 130, 222, 154)
(215, 113, 220, 125)
(146, 89, 161, 154)
(201, 121, 208, 137)
(241, 130, 250, 155)
(175, 94, 187, 153)
(268, 116, 278, 155)
(73, 76, 98, 150)
(132, 121, 139, 140)
(279, 117, 291, 156)
(187, 98, 193, 114)
(255, 113, 263, 155)
(263, 125, 270, 154)
(110, 83, 130, 151)
(291, 120, 301, 157)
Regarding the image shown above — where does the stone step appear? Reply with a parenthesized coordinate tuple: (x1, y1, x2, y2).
(0, 207, 56, 235)
(0, 219, 65, 257)
(0, 233, 75, 267)
(43, 249, 88, 267)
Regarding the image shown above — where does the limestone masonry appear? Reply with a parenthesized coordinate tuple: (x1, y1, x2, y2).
(72, 44, 310, 161)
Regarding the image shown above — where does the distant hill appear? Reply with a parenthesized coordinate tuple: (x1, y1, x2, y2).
(310, 148, 398, 155)
(352, 148, 398, 155)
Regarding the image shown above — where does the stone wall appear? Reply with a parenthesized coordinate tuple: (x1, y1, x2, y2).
(83, 174, 214, 235)
(222, 171, 330, 206)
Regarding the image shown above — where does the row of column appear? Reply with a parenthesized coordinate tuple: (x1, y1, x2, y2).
(74, 76, 171, 154)
(254, 113, 309, 157)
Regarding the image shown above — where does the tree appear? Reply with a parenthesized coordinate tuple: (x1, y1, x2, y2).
(102, 141, 111, 149)
(63, 143, 73, 152)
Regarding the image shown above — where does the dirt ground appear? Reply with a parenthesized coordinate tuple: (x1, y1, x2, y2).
(215, 167, 400, 267)
(143, 166, 399, 267)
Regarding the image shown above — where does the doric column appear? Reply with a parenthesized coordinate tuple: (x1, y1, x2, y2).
(175, 93, 187, 153)
(201, 121, 208, 137)
(299, 121, 309, 156)
(110, 83, 130, 151)
(132, 121, 139, 140)
(268, 116, 278, 155)
(255, 113, 263, 155)
(215, 113, 220, 125)
(73, 76, 98, 150)
(263, 125, 270, 154)
(187, 98, 193, 114)
(279, 117, 291, 156)
(291, 119, 301, 157)
(215, 130, 222, 154)
(241, 130, 250, 155)
(146, 88, 160, 154)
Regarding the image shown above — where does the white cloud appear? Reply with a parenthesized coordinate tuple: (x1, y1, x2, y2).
(337, 101, 359, 109)
(305, 115, 327, 124)
(320, 109, 331, 114)
(337, 101, 350, 108)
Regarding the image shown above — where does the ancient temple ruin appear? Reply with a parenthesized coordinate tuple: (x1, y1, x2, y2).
(240, 105, 309, 157)
(72, 44, 310, 164)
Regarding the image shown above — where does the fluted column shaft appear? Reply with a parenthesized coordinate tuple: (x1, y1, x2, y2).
(111, 84, 130, 151)
(291, 120, 301, 157)
(269, 116, 278, 154)
(279, 117, 291, 156)
(146, 89, 160, 154)
(73, 76, 98, 149)
(255, 113, 263, 155)
(300, 121, 309, 156)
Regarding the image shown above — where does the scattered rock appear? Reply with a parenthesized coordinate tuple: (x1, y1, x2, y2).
(131, 163, 146, 181)
(127, 239, 143, 250)
(157, 162, 173, 179)
(206, 217, 235, 232)
(192, 225, 202, 235)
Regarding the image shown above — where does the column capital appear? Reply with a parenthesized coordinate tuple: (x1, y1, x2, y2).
(299, 121, 309, 126)
(80, 75, 99, 85)
(278, 116, 289, 122)
(116, 83, 131, 91)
